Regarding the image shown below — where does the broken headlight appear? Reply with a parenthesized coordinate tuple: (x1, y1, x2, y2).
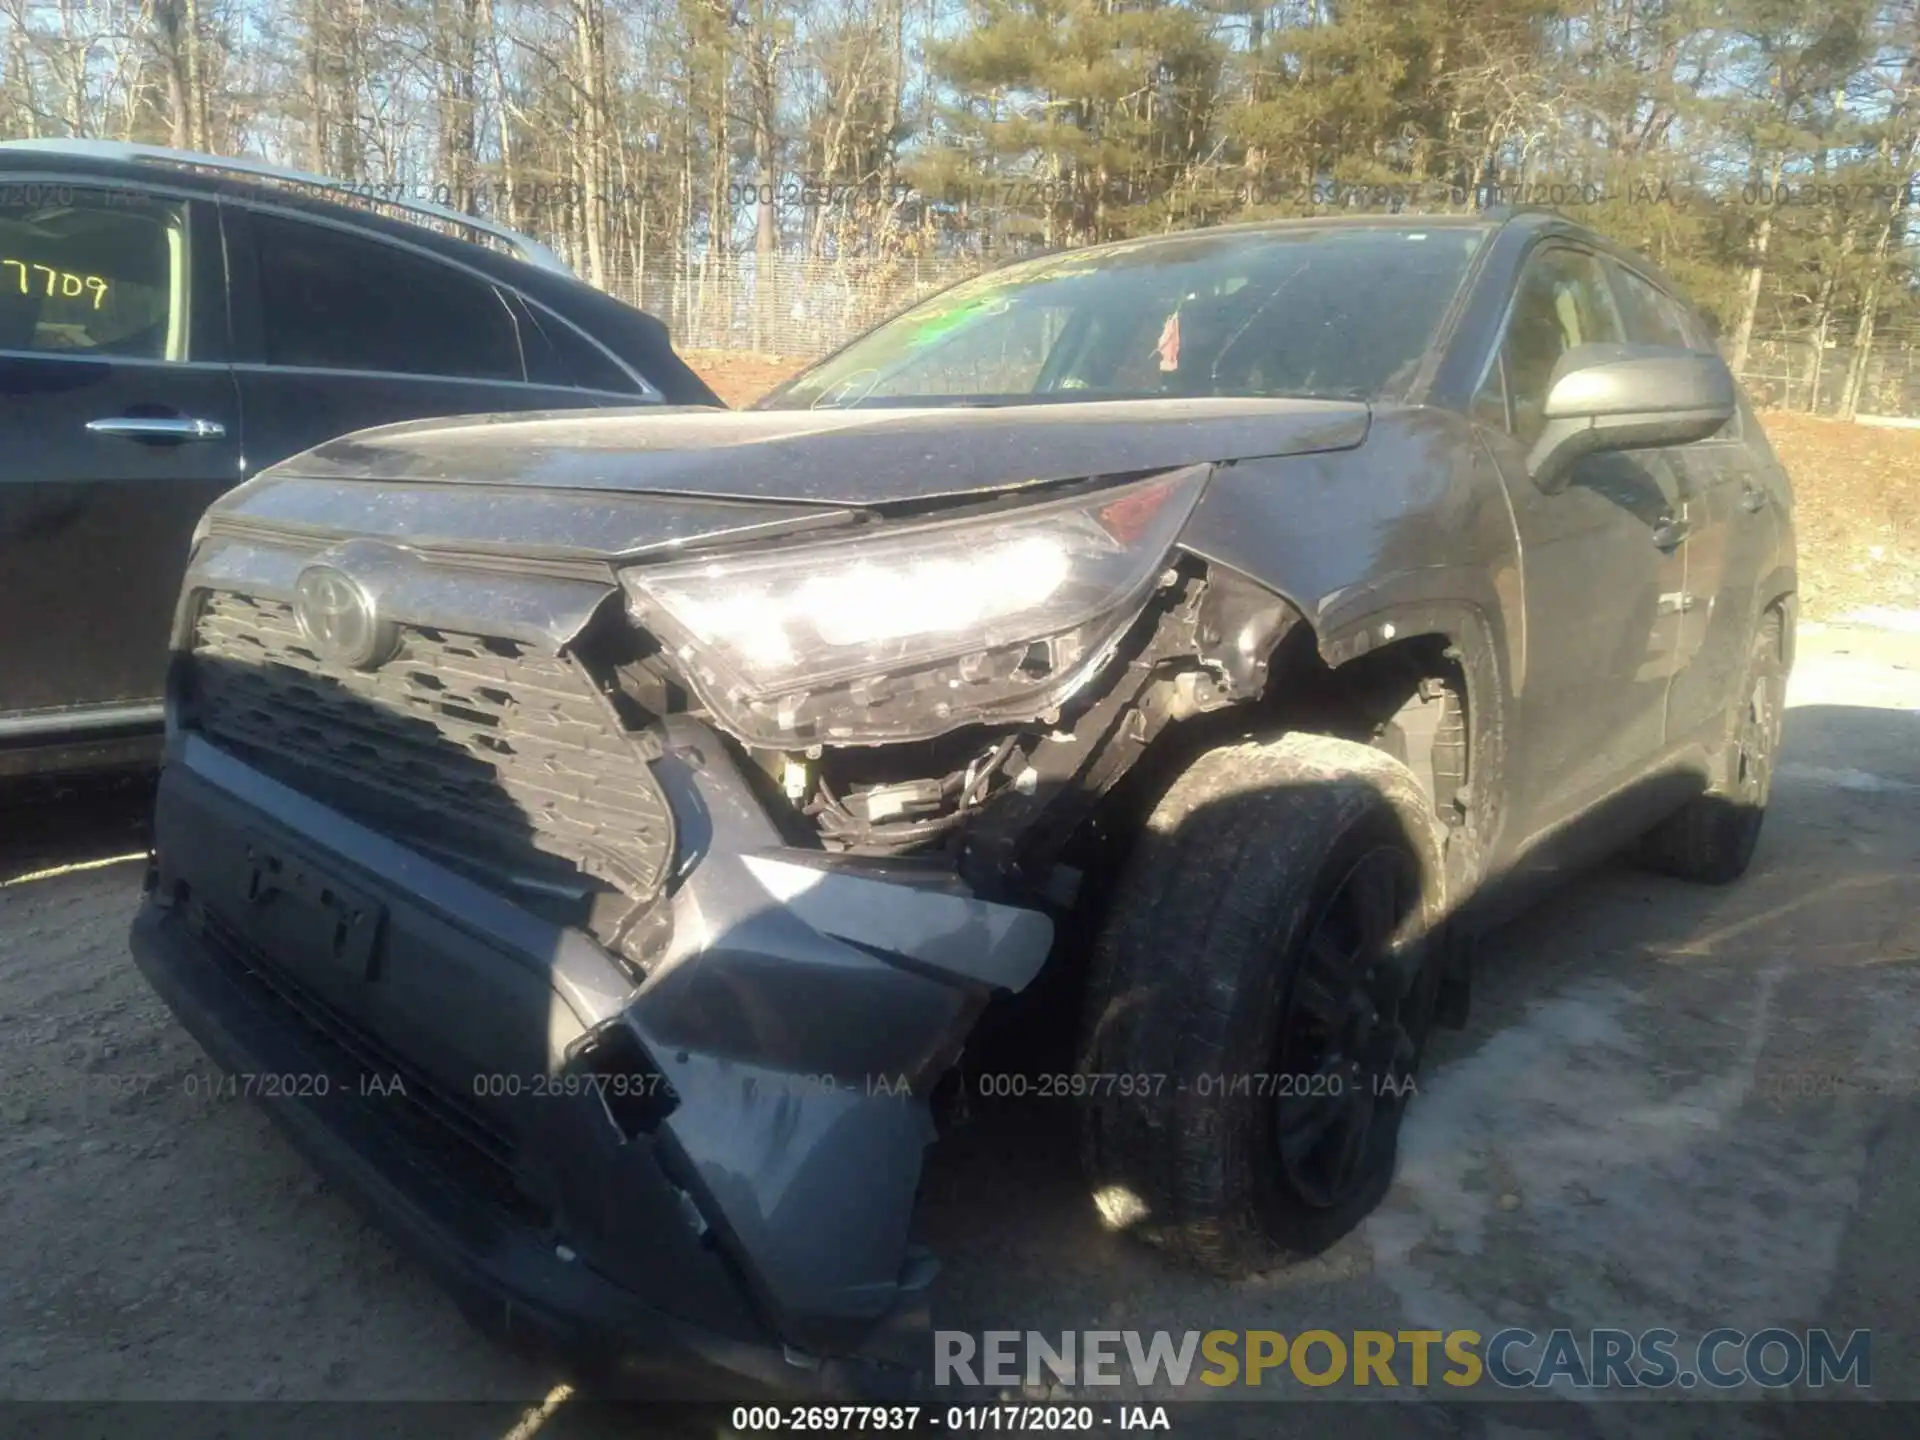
(619, 464, 1210, 746)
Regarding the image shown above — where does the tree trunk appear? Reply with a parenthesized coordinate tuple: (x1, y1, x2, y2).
(572, 0, 609, 288)
(1805, 223, 1855, 413)
(1840, 53, 1920, 417)
(182, 0, 204, 149)
(5, 21, 39, 138)
(332, 0, 365, 179)
(1725, 157, 1783, 377)
(304, 0, 328, 173)
(477, 0, 519, 230)
(745, 3, 781, 352)
(431, 0, 480, 214)
(1840, 202, 1900, 419)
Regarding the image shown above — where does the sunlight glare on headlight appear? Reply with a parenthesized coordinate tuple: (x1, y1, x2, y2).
(620, 465, 1212, 745)
(674, 534, 1072, 666)
(801, 535, 1071, 646)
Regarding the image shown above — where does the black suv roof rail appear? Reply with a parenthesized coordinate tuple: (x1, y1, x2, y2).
(0, 138, 571, 275)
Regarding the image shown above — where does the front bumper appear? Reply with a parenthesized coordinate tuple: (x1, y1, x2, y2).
(130, 716, 1053, 1398)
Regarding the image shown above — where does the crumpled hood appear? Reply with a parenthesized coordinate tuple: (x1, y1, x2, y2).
(273, 397, 1372, 507)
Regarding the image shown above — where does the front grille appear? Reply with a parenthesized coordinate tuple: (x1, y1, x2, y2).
(190, 592, 675, 928)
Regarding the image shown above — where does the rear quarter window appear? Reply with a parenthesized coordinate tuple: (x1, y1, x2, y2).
(249, 210, 526, 382)
(519, 300, 644, 395)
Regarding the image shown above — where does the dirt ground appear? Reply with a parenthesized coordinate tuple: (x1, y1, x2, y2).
(1759, 413, 1920, 620)
(687, 353, 1920, 627)
(682, 350, 807, 408)
(4, 622, 1919, 1437)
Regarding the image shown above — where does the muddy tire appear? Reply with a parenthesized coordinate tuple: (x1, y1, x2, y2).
(1077, 732, 1448, 1277)
(1636, 611, 1786, 885)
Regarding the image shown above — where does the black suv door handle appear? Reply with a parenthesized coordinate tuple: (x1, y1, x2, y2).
(1651, 515, 1691, 550)
(87, 415, 228, 441)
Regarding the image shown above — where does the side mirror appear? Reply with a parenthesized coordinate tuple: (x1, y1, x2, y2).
(1526, 342, 1736, 495)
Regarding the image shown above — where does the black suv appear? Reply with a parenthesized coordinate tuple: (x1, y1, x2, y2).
(0, 140, 718, 777)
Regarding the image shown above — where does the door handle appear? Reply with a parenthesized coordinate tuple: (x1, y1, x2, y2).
(1741, 483, 1769, 514)
(1651, 515, 1691, 550)
(87, 416, 227, 441)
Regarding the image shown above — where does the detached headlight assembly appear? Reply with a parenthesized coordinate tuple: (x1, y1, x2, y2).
(620, 464, 1210, 746)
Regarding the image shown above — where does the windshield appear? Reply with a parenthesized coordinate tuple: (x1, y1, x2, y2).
(762, 224, 1490, 411)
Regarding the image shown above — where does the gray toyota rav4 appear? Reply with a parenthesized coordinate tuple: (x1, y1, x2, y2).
(130, 212, 1796, 1397)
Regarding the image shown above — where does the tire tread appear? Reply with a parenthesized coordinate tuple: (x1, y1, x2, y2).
(1079, 733, 1444, 1275)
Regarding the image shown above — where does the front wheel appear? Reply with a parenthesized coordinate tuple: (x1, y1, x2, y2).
(1077, 732, 1448, 1276)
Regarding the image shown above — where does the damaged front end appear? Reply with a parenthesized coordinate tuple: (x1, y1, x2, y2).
(130, 450, 1302, 1394)
(608, 463, 1289, 886)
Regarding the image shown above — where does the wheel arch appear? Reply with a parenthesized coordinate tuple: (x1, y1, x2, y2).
(1285, 591, 1514, 871)
(1008, 563, 1500, 1052)
(1110, 560, 1516, 879)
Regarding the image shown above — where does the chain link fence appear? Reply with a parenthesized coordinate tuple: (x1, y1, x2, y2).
(599, 253, 986, 360)
(1733, 335, 1920, 420)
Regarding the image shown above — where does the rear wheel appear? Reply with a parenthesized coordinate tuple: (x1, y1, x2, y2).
(1077, 733, 1446, 1276)
(1636, 610, 1785, 885)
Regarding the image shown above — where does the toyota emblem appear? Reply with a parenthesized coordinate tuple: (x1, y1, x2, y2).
(293, 565, 395, 669)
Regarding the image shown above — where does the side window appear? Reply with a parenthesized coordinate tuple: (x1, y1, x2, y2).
(1608, 259, 1742, 439)
(249, 211, 524, 381)
(1676, 302, 1719, 354)
(0, 191, 188, 360)
(519, 301, 644, 395)
(1500, 246, 1624, 444)
(1607, 262, 1692, 349)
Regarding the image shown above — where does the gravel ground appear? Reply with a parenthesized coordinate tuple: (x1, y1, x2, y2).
(3, 622, 1919, 1439)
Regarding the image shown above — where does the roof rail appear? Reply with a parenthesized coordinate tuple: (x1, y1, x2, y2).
(0, 138, 572, 275)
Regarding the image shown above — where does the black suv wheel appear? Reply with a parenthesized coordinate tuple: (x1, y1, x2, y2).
(1077, 732, 1447, 1276)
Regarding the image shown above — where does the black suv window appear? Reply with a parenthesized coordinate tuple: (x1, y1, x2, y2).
(519, 300, 643, 395)
(0, 193, 188, 360)
(1603, 256, 1743, 436)
(1500, 246, 1624, 443)
(1606, 261, 1692, 349)
(250, 211, 524, 381)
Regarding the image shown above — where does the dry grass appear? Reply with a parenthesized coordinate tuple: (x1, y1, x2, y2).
(680, 354, 1920, 622)
(1757, 412, 1920, 620)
